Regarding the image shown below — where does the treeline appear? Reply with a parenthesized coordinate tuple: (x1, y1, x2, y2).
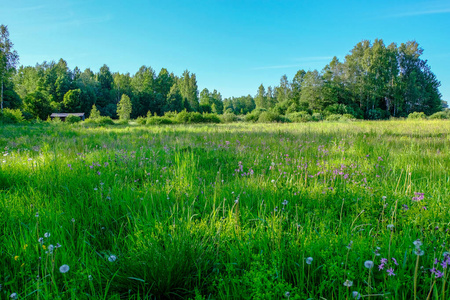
(1, 28, 445, 120)
(225, 39, 444, 119)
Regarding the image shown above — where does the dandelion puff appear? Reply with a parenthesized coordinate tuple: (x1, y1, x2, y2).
(343, 280, 353, 287)
(414, 248, 425, 256)
(44, 232, 50, 238)
(59, 264, 70, 273)
(284, 291, 290, 298)
(306, 257, 313, 265)
(364, 260, 374, 269)
(38, 237, 44, 244)
(387, 224, 394, 230)
(413, 239, 422, 248)
(352, 291, 361, 299)
(10, 293, 18, 299)
(108, 255, 117, 262)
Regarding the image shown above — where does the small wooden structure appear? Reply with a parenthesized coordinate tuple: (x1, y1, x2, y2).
(50, 113, 85, 121)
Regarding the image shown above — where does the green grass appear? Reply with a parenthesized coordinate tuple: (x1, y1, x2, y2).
(0, 120, 449, 299)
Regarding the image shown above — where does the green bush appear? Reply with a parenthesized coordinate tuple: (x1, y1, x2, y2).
(257, 111, 282, 123)
(245, 108, 267, 122)
(286, 111, 312, 123)
(325, 114, 343, 121)
(366, 108, 389, 120)
(0, 108, 24, 124)
(201, 113, 221, 123)
(220, 112, 237, 123)
(429, 111, 449, 119)
(136, 116, 147, 125)
(176, 110, 190, 124)
(408, 111, 427, 120)
(146, 116, 173, 125)
(97, 116, 115, 125)
(65, 115, 81, 124)
(312, 112, 323, 121)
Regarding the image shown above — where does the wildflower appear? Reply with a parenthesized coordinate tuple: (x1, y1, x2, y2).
(35, 212, 39, 218)
(378, 264, 384, 270)
(56, 243, 61, 248)
(346, 241, 353, 250)
(414, 249, 425, 256)
(387, 224, 394, 230)
(59, 264, 70, 273)
(402, 204, 409, 210)
(435, 270, 444, 278)
(14, 256, 19, 261)
(343, 280, 353, 287)
(413, 240, 422, 248)
(88, 275, 93, 281)
(284, 291, 290, 298)
(282, 200, 288, 206)
(38, 237, 44, 244)
(352, 291, 361, 299)
(108, 255, 117, 262)
(10, 293, 17, 299)
(392, 258, 398, 265)
(364, 260, 374, 269)
(48, 244, 54, 253)
(380, 258, 388, 264)
(306, 257, 313, 265)
(44, 232, 50, 238)
(72, 218, 75, 223)
(386, 268, 395, 276)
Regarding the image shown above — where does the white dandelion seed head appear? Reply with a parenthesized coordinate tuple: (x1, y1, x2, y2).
(38, 237, 44, 244)
(387, 224, 394, 229)
(108, 255, 117, 262)
(413, 239, 422, 248)
(282, 200, 288, 206)
(44, 232, 50, 238)
(271, 179, 275, 183)
(364, 260, 374, 269)
(48, 244, 54, 252)
(59, 264, 70, 273)
(284, 291, 290, 298)
(352, 291, 361, 299)
(88, 274, 93, 281)
(343, 280, 353, 287)
(414, 249, 425, 256)
(306, 257, 313, 264)
(10, 293, 17, 299)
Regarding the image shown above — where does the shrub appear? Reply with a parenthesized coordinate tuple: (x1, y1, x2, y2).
(325, 114, 343, 122)
(341, 114, 355, 121)
(65, 115, 81, 124)
(312, 112, 323, 121)
(257, 111, 282, 123)
(408, 111, 427, 120)
(146, 116, 173, 125)
(96, 116, 115, 125)
(220, 112, 237, 123)
(0, 108, 24, 124)
(136, 116, 147, 125)
(115, 119, 129, 125)
(429, 111, 449, 119)
(201, 113, 221, 123)
(176, 110, 190, 124)
(286, 111, 312, 123)
(245, 108, 267, 122)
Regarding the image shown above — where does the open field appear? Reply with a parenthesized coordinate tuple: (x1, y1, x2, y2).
(1, 120, 450, 299)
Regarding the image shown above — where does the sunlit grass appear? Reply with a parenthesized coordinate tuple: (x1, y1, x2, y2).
(0, 120, 449, 299)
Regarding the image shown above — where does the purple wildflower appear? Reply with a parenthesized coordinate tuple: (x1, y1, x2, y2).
(386, 268, 395, 276)
(392, 258, 398, 266)
(378, 264, 385, 270)
(380, 258, 388, 264)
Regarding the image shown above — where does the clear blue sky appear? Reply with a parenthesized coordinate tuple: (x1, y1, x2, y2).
(2, 0, 450, 102)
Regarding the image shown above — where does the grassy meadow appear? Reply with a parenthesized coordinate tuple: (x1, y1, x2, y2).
(0, 120, 450, 299)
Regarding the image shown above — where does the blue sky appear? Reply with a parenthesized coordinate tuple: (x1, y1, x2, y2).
(2, 0, 450, 102)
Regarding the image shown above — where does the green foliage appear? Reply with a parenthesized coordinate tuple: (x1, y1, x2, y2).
(117, 94, 132, 120)
(22, 90, 53, 119)
(146, 116, 173, 125)
(408, 111, 427, 119)
(286, 111, 313, 122)
(89, 104, 100, 119)
(65, 115, 81, 124)
(0, 108, 24, 123)
(257, 111, 282, 123)
(62, 89, 81, 111)
(429, 111, 449, 119)
(220, 112, 237, 123)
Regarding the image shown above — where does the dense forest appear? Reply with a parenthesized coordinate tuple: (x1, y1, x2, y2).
(0, 24, 445, 120)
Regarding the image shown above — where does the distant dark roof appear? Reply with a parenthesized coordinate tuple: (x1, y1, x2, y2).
(51, 113, 85, 117)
